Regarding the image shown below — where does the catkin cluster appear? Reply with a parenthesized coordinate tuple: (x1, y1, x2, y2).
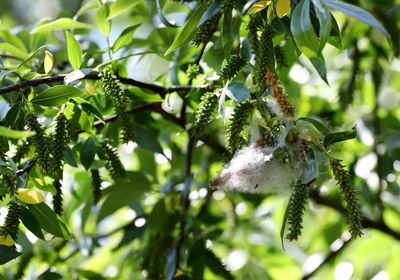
(102, 142, 125, 177)
(254, 25, 275, 91)
(91, 169, 102, 204)
(265, 67, 295, 117)
(25, 112, 51, 173)
(3, 201, 22, 239)
(192, 91, 219, 138)
(330, 159, 363, 238)
(186, 64, 201, 80)
(53, 180, 63, 215)
(286, 181, 309, 241)
(192, 13, 220, 46)
(220, 55, 247, 82)
(99, 67, 134, 143)
(51, 113, 69, 179)
(226, 100, 251, 154)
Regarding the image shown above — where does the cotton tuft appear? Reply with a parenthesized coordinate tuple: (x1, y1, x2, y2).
(210, 144, 297, 194)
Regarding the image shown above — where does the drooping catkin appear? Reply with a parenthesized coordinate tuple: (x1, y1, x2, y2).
(192, 13, 220, 46)
(192, 91, 219, 138)
(330, 159, 363, 238)
(286, 181, 309, 241)
(254, 25, 275, 91)
(52, 180, 63, 215)
(220, 55, 247, 82)
(51, 113, 69, 179)
(91, 169, 102, 204)
(25, 112, 51, 173)
(265, 67, 295, 117)
(274, 45, 287, 69)
(4, 201, 22, 239)
(226, 100, 251, 154)
(99, 66, 134, 143)
(102, 142, 125, 177)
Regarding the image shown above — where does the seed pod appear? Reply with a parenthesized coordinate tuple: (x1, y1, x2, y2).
(25, 112, 51, 173)
(4, 200, 22, 240)
(330, 159, 363, 238)
(220, 55, 247, 82)
(265, 67, 295, 117)
(286, 181, 309, 241)
(99, 67, 134, 143)
(226, 100, 251, 154)
(192, 13, 220, 46)
(192, 90, 219, 138)
(51, 113, 69, 179)
(52, 180, 63, 215)
(102, 141, 125, 178)
(91, 169, 102, 204)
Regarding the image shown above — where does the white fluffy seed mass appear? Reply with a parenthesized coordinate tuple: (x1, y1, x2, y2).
(210, 145, 296, 194)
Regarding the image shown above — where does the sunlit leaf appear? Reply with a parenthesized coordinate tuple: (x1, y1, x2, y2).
(0, 126, 35, 139)
(248, 1, 272, 15)
(31, 85, 84, 106)
(15, 188, 44, 204)
(323, 125, 357, 147)
(30, 18, 95, 33)
(44, 50, 53, 74)
(66, 31, 82, 70)
(276, 0, 290, 18)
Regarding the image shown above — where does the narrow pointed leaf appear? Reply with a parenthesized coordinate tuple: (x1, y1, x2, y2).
(30, 18, 95, 34)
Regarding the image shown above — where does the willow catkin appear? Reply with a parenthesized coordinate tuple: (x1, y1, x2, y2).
(226, 100, 251, 154)
(4, 201, 22, 240)
(330, 159, 363, 238)
(99, 66, 134, 143)
(254, 25, 275, 92)
(192, 91, 219, 138)
(51, 113, 69, 179)
(286, 181, 309, 241)
(102, 141, 125, 177)
(52, 180, 63, 215)
(91, 169, 102, 204)
(192, 13, 219, 46)
(220, 55, 247, 82)
(25, 112, 51, 173)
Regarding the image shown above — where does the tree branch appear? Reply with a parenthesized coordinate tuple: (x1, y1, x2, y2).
(0, 73, 212, 97)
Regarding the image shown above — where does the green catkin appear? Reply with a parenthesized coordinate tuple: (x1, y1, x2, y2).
(286, 181, 309, 241)
(220, 55, 247, 82)
(91, 169, 102, 204)
(226, 100, 251, 154)
(274, 45, 287, 69)
(52, 180, 63, 215)
(4, 201, 22, 240)
(99, 67, 134, 143)
(192, 91, 219, 138)
(247, 17, 260, 57)
(51, 113, 69, 179)
(254, 25, 275, 92)
(192, 13, 219, 46)
(186, 64, 200, 80)
(330, 159, 363, 238)
(102, 142, 125, 177)
(25, 112, 51, 173)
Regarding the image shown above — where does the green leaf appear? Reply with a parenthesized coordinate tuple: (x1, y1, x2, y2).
(328, 14, 342, 49)
(0, 126, 35, 139)
(166, 247, 177, 280)
(204, 249, 234, 280)
(20, 207, 45, 240)
(297, 117, 330, 135)
(198, 0, 222, 27)
(17, 45, 51, 70)
(29, 203, 70, 238)
(134, 125, 163, 154)
(0, 246, 21, 265)
(31, 85, 84, 106)
(75, 269, 107, 280)
(225, 81, 251, 102)
(156, 0, 178, 28)
(0, 31, 27, 53)
(0, 70, 16, 78)
(164, 4, 208, 55)
(248, 1, 272, 15)
(66, 31, 82, 70)
(324, 0, 390, 40)
(64, 146, 78, 167)
(96, 5, 111, 37)
(80, 102, 104, 122)
(311, 0, 332, 51)
(323, 125, 357, 147)
(74, 1, 100, 19)
(112, 24, 141, 53)
(98, 171, 150, 221)
(0, 42, 28, 59)
(80, 137, 96, 170)
(3, 102, 22, 127)
(291, 0, 328, 82)
(108, 0, 143, 20)
(30, 18, 95, 34)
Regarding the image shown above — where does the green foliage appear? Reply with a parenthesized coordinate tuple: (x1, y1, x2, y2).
(0, 0, 398, 279)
